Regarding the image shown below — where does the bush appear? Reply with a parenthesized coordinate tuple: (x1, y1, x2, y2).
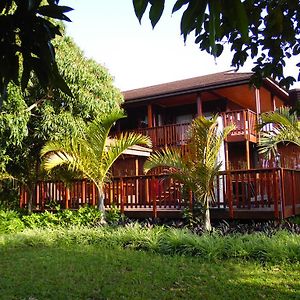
(22, 207, 104, 229)
(0, 210, 25, 233)
(0, 181, 20, 210)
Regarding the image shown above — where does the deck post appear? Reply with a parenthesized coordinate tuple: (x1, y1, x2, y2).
(224, 142, 229, 170)
(291, 170, 296, 215)
(273, 169, 279, 219)
(92, 183, 96, 206)
(82, 179, 86, 206)
(246, 141, 250, 169)
(135, 159, 139, 204)
(35, 183, 40, 210)
(152, 176, 157, 219)
(226, 171, 234, 219)
(280, 168, 286, 219)
(19, 186, 24, 208)
(120, 178, 125, 214)
(65, 186, 70, 209)
(243, 110, 247, 140)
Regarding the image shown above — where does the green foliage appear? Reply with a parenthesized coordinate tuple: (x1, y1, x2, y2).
(144, 115, 234, 231)
(258, 107, 300, 158)
(105, 204, 123, 225)
(53, 36, 123, 120)
(0, 180, 20, 210)
(0, 210, 25, 233)
(133, 0, 300, 88)
(0, 0, 73, 103)
(0, 34, 124, 205)
(0, 83, 29, 172)
(0, 207, 105, 233)
(21, 207, 104, 229)
(41, 110, 152, 211)
(1, 225, 300, 264)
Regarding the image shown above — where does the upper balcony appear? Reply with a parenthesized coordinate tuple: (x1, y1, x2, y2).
(221, 109, 258, 143)
(130, 109, 258, 149)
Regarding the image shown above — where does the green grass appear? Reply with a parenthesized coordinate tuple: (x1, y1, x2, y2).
(1, 243, 300, 300)
(0, 228, 300, 299)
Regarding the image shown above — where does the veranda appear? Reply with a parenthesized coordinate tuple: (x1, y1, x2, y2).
(20, 167, 300, 220)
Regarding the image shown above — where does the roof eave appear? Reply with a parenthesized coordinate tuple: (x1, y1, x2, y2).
(123, 78, 251, 105)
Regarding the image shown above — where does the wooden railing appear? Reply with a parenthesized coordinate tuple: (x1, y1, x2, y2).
(127, 109, 258, 148)
(19, 175, 190, 216)
(212, 168, 300, 218)
(20, 168, 300, 220)
(221, 109, 257, 142)
(132, 123, 190, 148)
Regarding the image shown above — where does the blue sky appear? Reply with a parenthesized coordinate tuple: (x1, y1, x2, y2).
(62, 1, 299, 91)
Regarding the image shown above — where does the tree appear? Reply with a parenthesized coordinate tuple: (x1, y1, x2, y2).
(0, 34, 123, 211)
(41, 111, 152, 212)
(0, 0, 73, 104)
(144, 115, 234, 231)
(133, 0, 300, 88)
(258, 107, 300, 158)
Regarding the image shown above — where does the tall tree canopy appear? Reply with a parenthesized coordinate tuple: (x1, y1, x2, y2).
(0, 34, 123, 208)
(133, 0, 300, 88)
(0, 0, 73, 104)
(2, 0, 299, 95)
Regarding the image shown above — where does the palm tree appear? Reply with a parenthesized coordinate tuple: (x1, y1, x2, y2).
(258, 107, 300, 158)
(41, 111, 152, 213)
(144, 115, 234, 231)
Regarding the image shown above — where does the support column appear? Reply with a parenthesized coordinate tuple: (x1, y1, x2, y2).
(196, 94, 202, 117)
(271, 93, 276, 111)
(246, 141, 250, 169)
(225, 142, 229, 170)
(147, 103, 153, 128)
(135, 158, 139, 204)
(255, 88, 261, 114)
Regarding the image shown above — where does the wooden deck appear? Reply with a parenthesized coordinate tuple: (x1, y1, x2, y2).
(20, 168, 300, 220)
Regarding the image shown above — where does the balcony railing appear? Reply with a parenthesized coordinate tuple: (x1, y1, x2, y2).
(130, 109, 258, 148)
(133, 122, 190, 148)
(221, 109, 258, 142)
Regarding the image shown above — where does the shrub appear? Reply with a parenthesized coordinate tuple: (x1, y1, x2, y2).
(22, 207, 104, 228)
(105, 204, 123, 225)
(0, 210, 25, 233)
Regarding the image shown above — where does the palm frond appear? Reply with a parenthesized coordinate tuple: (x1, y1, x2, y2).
(144, 147, 187, 174)
(144, 115, 234, 208)
(259, 107, 300, 157)
(87, 110, 126, 159)
(0, 172, 14, 181)
(102, 132, 152, 176)
(43, 150, 76, 171)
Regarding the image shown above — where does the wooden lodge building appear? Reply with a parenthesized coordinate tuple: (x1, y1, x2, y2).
(20, 71, 300, 220)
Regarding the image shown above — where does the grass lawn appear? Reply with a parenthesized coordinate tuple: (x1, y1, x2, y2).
(0, 241, 299, 299)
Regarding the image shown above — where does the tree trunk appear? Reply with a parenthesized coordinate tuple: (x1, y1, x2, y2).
(96, 185, 106, 224)
(96, 185, 105, 213)
(203, 198, 212, 232)
(26, 184, 33, 213)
